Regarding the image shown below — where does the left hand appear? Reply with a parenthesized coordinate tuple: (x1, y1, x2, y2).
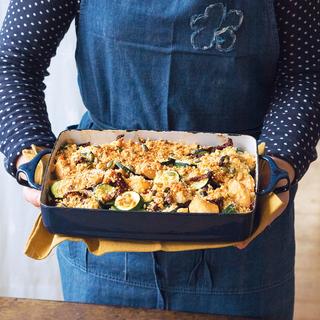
(16, 154, 41, 208)
(235, 156, 295, 250)
(16, 145, 48, 208)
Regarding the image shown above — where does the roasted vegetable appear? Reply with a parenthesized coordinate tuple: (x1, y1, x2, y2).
(193, 146, 214, 154)
(161, 158, 196, 167)
(80, 151, 94, 163)
(50, 180, 66, 199)
(174, 160, 196, 167)
(160, 158, 175, 166)
(115, 161, 135, 174)
(114, 191, 143, 211)
(222, 204, 237, 214)
(188, 173, 210, 190)
(219, 155, 230, 167)
(154, 170, 180, 185)
(106, 160, 115, 169)
(142, 144, 149, 152)
(94, 183, 116, 204)
(190, 178, 209, 190)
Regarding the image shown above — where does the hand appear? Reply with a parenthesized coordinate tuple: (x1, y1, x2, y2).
(16, 154, 41, 208)
(235, 156, 295, 250)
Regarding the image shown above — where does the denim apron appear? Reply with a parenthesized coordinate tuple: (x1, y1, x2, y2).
(57, 1, 297, 318)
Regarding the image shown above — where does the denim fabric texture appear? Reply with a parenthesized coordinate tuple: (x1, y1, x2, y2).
(57, 1, 295, 318)
(74, 0, 279, 137)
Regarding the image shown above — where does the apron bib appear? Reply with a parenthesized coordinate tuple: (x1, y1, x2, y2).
(75, 0, 279, 136)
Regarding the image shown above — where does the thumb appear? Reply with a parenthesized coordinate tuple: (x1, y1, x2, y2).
(23, 187, 41, 208)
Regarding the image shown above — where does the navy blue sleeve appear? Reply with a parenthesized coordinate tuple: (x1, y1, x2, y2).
(259, 1, 320, 182)
(0, 0, 78, 177)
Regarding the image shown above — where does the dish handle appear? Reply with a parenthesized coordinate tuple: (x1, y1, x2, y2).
(16, 149, 52, 190)
(257, 155, 290, 196)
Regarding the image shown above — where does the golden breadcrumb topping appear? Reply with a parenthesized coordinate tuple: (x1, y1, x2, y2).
(50, 137, 256, 214)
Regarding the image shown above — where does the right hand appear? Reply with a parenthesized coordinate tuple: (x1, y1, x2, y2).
(16, 154, 41, 208)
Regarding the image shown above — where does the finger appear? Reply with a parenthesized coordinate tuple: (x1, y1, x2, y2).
(235, 243, 246, 250)
(259, 159, 271, 188)
(23, 187, 41, 208)
(266, 190, 290, 227)
(235, 240, 250, 250)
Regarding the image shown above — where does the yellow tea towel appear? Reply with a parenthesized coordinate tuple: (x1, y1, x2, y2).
(22, 144, 284, 260)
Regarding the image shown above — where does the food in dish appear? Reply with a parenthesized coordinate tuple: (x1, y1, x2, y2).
(49, 136, 256, 213)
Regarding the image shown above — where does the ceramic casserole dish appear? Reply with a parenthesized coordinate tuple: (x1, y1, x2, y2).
(16, 130, 290, 242)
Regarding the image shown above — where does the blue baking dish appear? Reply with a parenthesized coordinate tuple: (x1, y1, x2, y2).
(16, 130, 290, 242)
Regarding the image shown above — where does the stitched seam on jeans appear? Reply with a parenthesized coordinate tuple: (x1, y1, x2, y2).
(59, 251, 293, 294)
(59, 251, 157, 289)
(159, 272, 294, 295)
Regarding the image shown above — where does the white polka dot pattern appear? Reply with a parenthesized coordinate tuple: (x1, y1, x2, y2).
(0, 0, 319, 182)
(0, 0, 78, 177)
(259, 0, 320, 182)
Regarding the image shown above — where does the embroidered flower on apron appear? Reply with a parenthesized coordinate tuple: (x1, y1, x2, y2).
(190, 3, 244, 52)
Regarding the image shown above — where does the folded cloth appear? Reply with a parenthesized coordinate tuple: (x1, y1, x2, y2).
(22, 144, 284, 260)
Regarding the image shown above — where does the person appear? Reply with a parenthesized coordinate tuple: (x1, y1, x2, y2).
(0, 0, 319, 318)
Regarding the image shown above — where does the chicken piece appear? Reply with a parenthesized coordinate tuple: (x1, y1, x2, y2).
(54, 169, 105, 196)
(177, 207, 189, 213)
(241, 175, 255, 192)
(127, 175, 152, 194)
(54, 158, 72, 179)
(54, 144, 78, 179)
(189, 196, 219, 214)
(60, 192, 100, 209)
(169, 182, 193, 204)
(227, 179, 252, 208)
(77, 169, 105, 190)
(135, 163, 156, 179)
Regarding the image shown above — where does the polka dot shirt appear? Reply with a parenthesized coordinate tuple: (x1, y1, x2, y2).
(0, 0, 319, 183)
